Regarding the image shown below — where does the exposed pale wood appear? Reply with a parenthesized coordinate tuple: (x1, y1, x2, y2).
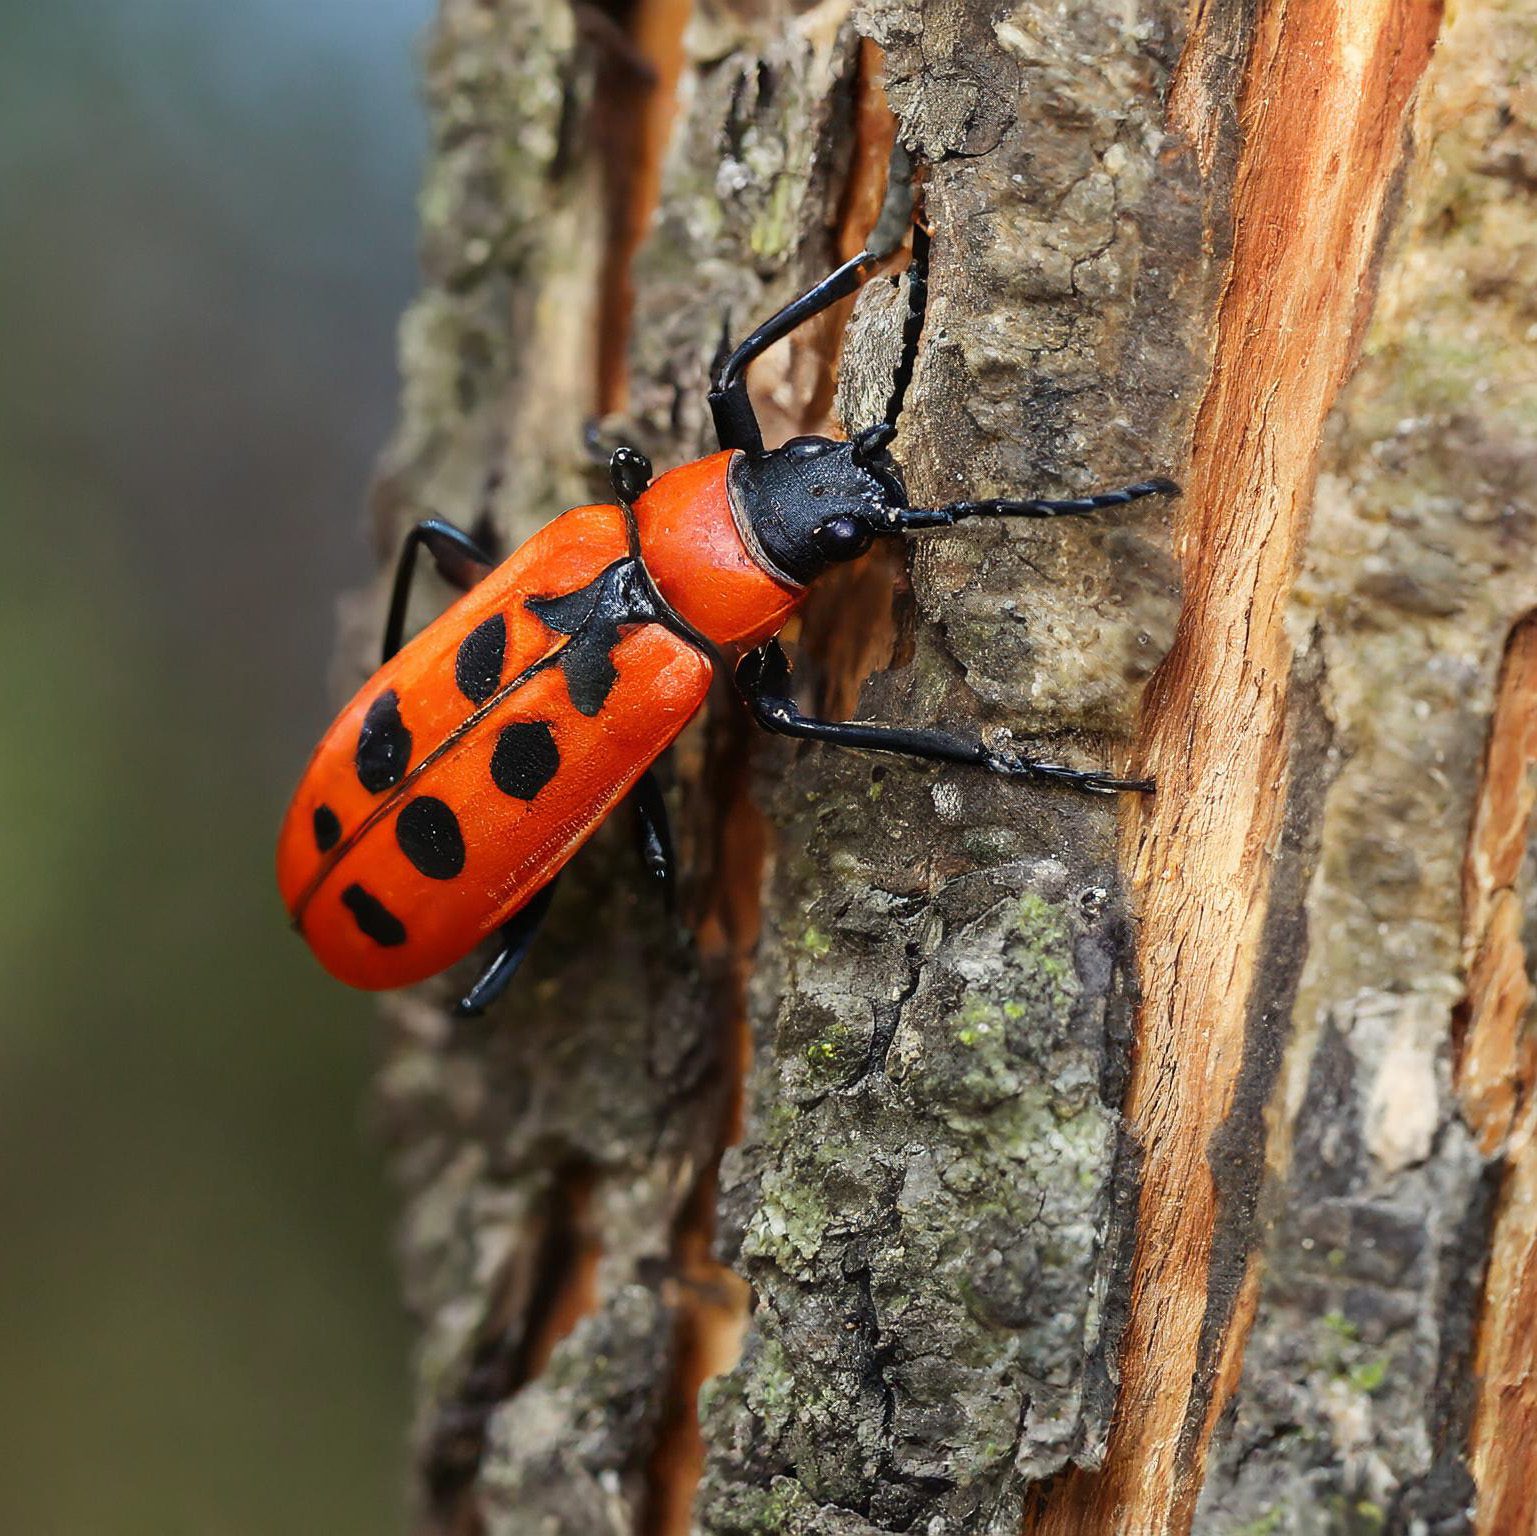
(1462, 620, 1537, 1159)
(1193, 4, 1537, 1530)
(1463, 619, 1537, 1536)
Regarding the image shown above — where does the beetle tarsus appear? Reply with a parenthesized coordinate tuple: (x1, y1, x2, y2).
(984, 750, 1155, 796)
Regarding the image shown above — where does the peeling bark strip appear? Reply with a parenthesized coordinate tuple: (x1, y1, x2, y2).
(1464, 617, 1537, 1536)
(358, 0, 1537, 1531)
(1194, 2, 1537, 1531)
(1461, 618, 1537, 1159)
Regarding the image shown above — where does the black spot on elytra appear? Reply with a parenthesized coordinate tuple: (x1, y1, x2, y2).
(527, 560, 659, 717)
(491, 720, 560, 800)
(312, 803, 341, 853)
(396, 795, 466, 880)
(526, 582, 603, 636)
(455, 614, 506, 705)
(552, 632, 620, 716)
(356, 689, 412, 793)
(341, 883, 407, 947)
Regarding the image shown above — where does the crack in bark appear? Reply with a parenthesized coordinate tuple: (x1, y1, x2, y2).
(423, 1161, 600, 1533)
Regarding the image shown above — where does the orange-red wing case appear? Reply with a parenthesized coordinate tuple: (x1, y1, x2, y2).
(277, 502, 712, 990)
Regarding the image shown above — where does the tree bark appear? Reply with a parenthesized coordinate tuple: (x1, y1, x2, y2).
(356, 0, 1537, 1530)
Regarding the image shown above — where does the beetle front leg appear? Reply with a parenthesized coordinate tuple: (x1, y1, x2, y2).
(383, 519, 497, 664)
(736, 642, 1153, 796)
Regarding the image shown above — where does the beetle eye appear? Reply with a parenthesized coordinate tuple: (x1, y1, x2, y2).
(813, 515, 872, 560)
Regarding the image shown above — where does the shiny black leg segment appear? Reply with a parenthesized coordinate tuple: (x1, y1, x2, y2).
(383, 519, 497, 664)
(453, 879, 560, 1018)
(737, 642, 1153, 796)
(630, 770, 675, 902)
(895, 477, 1179, 533)
(707, 148, 917, 454)
(609, 446, 653, 505)
(709, 250, 881, 455)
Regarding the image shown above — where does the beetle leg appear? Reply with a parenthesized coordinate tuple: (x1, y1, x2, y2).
(608, 446, 653, 506)
(631, 769, 675, 904)
(709, 251, 884, 456)
(736, 641, 1153, 796)
(382, 519, 497, 664)
(892, 477, 1179, 533)
(710, 151, 919, 454)
(453, 879, 560, 1018)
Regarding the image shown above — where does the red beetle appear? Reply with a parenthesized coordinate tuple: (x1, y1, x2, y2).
(277, 231, 1175, 1014)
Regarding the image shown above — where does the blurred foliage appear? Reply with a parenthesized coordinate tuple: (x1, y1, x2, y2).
(0, 1, 432, 1529)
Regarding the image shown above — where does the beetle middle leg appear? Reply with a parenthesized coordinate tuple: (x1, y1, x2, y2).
(382, 519, 497, 664)
(736, 641, 1152, 796)
(630, 769, 675, 903)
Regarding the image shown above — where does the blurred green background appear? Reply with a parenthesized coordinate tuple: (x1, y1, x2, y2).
(0, 2, 430, 1529)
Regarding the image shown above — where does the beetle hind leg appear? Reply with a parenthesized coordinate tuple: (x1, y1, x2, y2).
(453, 879, 560, 1018)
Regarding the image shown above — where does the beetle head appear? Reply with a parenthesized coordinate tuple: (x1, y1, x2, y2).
(730, 425, 907, 586)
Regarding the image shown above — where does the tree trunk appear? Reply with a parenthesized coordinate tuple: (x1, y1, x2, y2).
(359, 0, 1537, 1530)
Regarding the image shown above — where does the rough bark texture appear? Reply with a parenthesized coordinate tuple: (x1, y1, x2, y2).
(352, 0, 1537, 1531)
